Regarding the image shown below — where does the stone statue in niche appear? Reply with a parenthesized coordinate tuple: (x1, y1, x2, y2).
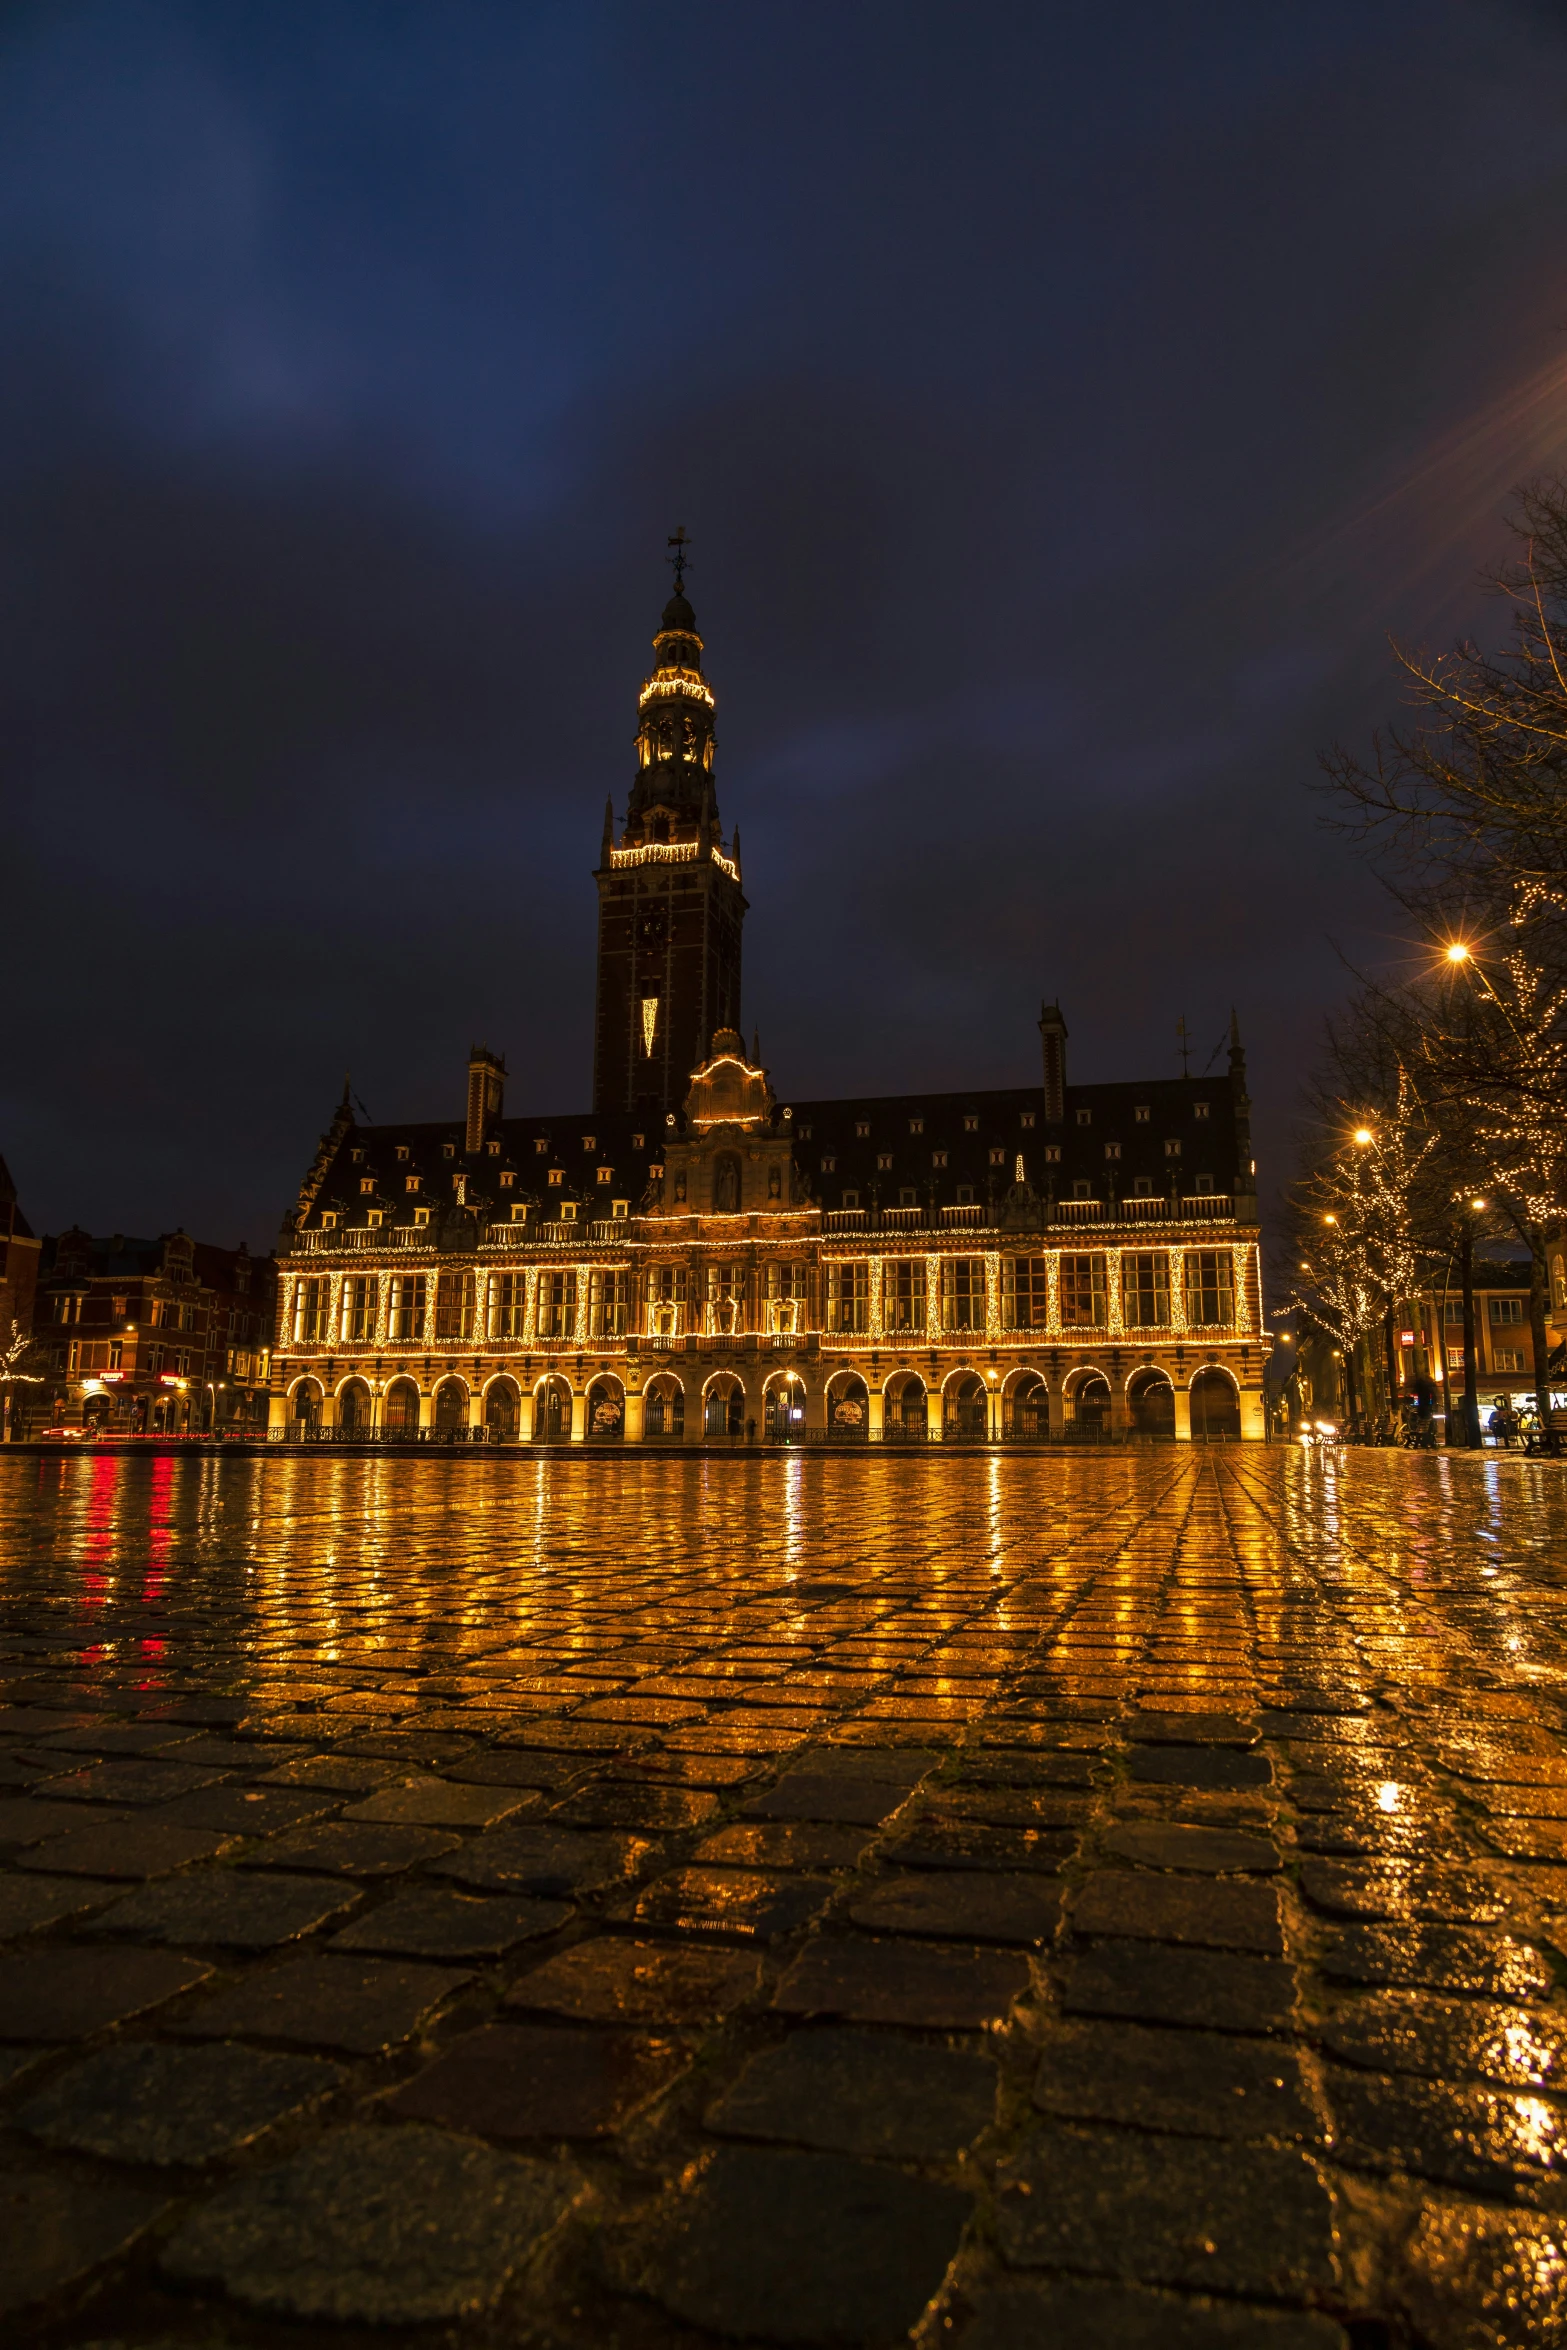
(714, 1155, 740, 1212)
(767, 1164, 781, 1199)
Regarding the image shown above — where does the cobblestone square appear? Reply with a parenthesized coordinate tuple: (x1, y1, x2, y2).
(2, 1448, 1566, 2347)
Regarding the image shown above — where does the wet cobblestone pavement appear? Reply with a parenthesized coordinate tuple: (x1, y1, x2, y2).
(1, 1449, 1566, 2350)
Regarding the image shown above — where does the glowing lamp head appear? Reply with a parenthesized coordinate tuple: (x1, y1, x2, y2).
(1352, 1127, 1374, 1146)
(1323, 1213, 1337, 1226)
(1445, 941, 1472, 965)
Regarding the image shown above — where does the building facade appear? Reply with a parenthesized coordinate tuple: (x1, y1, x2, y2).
(269, 569, 1267, 1443)
(33, 1230, 276, 1435)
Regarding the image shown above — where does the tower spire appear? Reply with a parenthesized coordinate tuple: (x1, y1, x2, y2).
(591, 545, 747, 1118)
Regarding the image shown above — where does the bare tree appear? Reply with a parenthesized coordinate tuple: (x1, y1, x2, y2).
(1322, 481, 1567, 943)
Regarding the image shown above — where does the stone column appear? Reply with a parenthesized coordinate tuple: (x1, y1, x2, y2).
(1047, 1383, 1065, 1437)
(867, 1388, 885, 1441)
(267, 1391, 290, 1435)
(988, 1380, 1002, 1440)
(468, 1387, 485, 1434)
(1240, 1384, 1267, 1442)
(1174, 1384, 1193, 1442)
(571, 1388, 587, 1442)
(624, 1389, 644, 1442)
(517, 1388, 536, 1442)
(804, 1377, 828, 1438)
(927, 1375, 944, 1441)
(418, 1388, 434, 1431)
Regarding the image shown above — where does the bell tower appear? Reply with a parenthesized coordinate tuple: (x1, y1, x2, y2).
(592, 535, 747, 1117)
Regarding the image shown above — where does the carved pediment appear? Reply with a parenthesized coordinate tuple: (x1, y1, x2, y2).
(685, 1031, 773, 1131)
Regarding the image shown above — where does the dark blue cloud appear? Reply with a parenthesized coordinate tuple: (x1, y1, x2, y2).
(3, 0, 1567, 1244)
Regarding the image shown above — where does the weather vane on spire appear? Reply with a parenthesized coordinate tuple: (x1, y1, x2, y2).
(667, 526, 691, 591)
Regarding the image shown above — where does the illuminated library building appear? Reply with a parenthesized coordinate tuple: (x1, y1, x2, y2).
(270, 562, 1266, 1443)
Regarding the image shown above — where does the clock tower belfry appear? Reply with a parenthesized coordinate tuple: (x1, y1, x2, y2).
(592, 537, 747, 1118)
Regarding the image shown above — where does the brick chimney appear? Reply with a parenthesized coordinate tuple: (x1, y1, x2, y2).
(465, 1046, 506, 1156)
(1038, 1002, 1068, 1124)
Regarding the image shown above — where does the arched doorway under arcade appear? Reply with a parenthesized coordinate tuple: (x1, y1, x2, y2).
(944, 1371, 989, 1441)
(1128, 1368, 1176, 1439)
(433, 1378, 468, 1437)
(382, 1378, 421, 1437)
(1005, 1371, 1049, 1440)
(1067, 1368, 1111, 1438)
(337, 1378, 372, 1435)
(826, 1372, 868, 1440)
(643, 1374, 684, 1440)
(1191, 1366, 1241, 1440)
(703, 1374, 745, 1440)
(484, 1378, 520, 1440)
(764, 1372, 807, 1444)
(534, 1375, 574, 1441)
(587, 1377, 625, 1440)
(883, 1371, 928, 1441)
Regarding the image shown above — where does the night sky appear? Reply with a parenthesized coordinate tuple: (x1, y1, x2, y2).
(5, 1, 1567, 1250)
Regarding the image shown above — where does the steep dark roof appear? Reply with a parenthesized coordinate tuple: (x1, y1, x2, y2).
(783, 1076, 1246, 1213)
(296, 1071, 1250, 1232)
(0, 1155, 34, 1240)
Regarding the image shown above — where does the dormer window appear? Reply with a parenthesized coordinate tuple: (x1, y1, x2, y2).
(932, 1151, 947, 1169)
(908, 1117, 924, 1135)
(1076, 1108, 1092, 1127)
(612, 1199, 629, 1219)
(596, 1166, 614, 1185)
(559, 1201, 578, 1221)
(320, 1212, 336, 1230)
(548, 1168, 564, 1187)
(1020, 1112, 1035, 1130)
(821, 1155, 837, 1173)
(582, 1136, 596, 1153)
(876, 1153, 893, 1171)
(1072, 1179, 1092, 1199)
(486, 1139, 500, 1156)
(899, 1187, 918, 1206)
(798, 1124, 813, 1140)
(442, 1143, 455, 1159)
(855, 1120, 870, 1138)
(1134, 1178, 1153, 1197)
(1165, 1139, 1182, 1158)
(956, 1184, 974, 1204)
(632, 1132, 645, 1150)
(396, 1145, 409, 1161)
(367, 1210, 383, 1228)
(535, 1138, 549, 1155)
(350, 1148, 363, 1163)
(359, 1177, 375, 1194)
(988, 1148, 1005, 1167)
(1104, 1142, 1121, 1161)
(1193, 1102, 1210, 1120)
(1196, 1174, 1214, 1194)
(1135, 1105, 1151, 1124)
(510, 1202, 527, 1222)
(1045, 1144, 1061, 1163)
(414, 1207, 430, 1227)
(963, 1115, 979, 1133)
(499, 1171, 515, 1189)
(842, 1189, 860, 1209)
(405, 1175, 421, 1193)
